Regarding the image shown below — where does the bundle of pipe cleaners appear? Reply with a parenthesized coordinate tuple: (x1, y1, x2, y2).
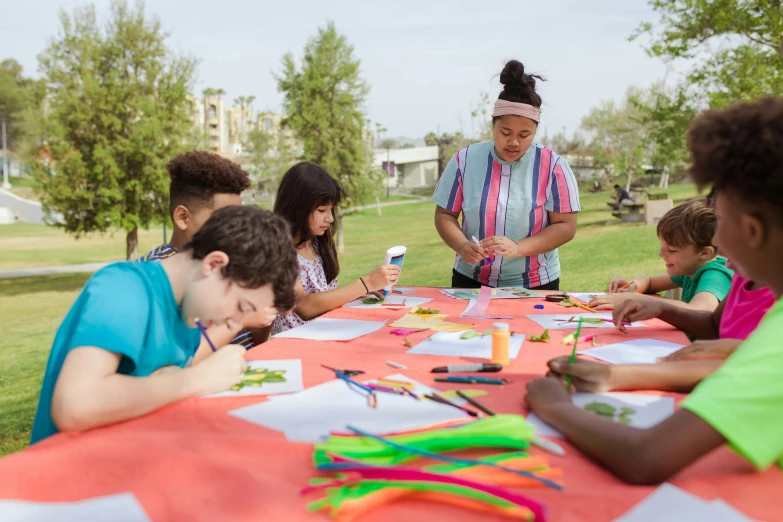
(302, 415, 563, 521)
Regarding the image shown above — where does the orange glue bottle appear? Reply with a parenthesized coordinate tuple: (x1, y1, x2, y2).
(491, 322, 510, 366)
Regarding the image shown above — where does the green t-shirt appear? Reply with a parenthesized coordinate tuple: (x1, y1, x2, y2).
(670, 256, 733, 303)
(681, 296, 783, 470)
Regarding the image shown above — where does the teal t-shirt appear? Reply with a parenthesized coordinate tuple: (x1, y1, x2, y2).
(30, 261, 200, 444)
(670, 256, 733, 303)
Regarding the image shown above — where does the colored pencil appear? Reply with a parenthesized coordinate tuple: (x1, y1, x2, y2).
(456, 390, 496, 416)
(194, 318, 217, 352)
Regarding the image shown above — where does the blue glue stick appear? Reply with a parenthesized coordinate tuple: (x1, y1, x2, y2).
(383, 246, 406, 297)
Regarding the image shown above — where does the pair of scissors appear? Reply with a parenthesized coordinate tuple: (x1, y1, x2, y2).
(321, 364, 365, 377)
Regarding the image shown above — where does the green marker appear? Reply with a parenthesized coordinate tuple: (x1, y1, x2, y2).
(564, 317, 583, 391)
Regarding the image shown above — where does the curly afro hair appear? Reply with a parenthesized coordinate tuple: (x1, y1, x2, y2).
(167, 151, 251, 216)
(688, 96, 783, 227)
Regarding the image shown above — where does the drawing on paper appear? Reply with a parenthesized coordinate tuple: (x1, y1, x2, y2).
(584, 401, 636, 425)
(231, 367, 287, 391)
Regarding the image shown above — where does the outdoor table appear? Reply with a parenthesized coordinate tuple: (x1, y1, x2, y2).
(0, 287, 780, 521)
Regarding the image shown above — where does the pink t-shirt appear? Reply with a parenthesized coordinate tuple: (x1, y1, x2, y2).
(719, 273, 776, 339)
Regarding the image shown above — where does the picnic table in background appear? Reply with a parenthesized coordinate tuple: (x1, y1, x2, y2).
(0, 287, 780, 522)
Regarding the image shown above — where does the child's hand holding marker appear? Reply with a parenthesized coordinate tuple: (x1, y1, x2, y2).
(192, 344, 247, 395)
(545, 356, 614, 392)
(608, 278, 637, 293)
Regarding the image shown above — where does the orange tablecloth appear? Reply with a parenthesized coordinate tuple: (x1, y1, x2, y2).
(1, 288, 781, 521)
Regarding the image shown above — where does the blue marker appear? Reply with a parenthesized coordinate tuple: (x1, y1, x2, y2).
(471, 236, 493, 264)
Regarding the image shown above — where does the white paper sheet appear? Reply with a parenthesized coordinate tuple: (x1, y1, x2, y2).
(568, 292, 605, 303)
(578, 339, 684, 364)
(343, 295, 433, 309)
(230, 374, 470, 442)
(0, 493, 150, 522)
(406, 330, 525, 360)
(613, 483, 757, 522)
(526, 392, 675, 438)
(525, 313, 646, 330)
(441, 287, 543, 300)
(204, 359, 304, 398)
(271, 317, 387, 341)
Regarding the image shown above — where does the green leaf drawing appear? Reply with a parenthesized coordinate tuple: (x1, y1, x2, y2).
(413, 307, 440, 315)
(529, 329, 550, 342)
(584, 401, 617, 419)
(231, 368, 287, 391)
(361, 296, 384, 305)
(460, 329, 479, 340)
(584, 402, 637, 425)
(580, 318, 605, 325)
(559, 299, 576, 308)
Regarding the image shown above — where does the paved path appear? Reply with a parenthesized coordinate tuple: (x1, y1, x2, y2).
(0, 262, 109, 279)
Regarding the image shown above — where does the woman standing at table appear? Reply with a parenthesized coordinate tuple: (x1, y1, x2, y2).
(433, 60, 580, 290)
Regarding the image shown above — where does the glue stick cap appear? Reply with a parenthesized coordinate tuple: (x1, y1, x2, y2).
(493, 322, 509, 331)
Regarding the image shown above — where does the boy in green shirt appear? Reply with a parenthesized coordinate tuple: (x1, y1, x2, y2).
(525, 97, 783, 483)
(589, 198, 733, 313)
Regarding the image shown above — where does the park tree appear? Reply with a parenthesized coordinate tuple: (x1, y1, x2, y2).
(425, 131, 466, 177)
(0, 60, 45, 154)
(629, 81, 696, 188)
(633, 0, 783, 107)
(276, 21, 380, 251)
(33, 0, 197, 260)
(581, 86, 652, 189)
(245, 114, 298, 206)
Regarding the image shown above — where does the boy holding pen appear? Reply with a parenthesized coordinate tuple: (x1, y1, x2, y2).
(525, 97, 783, 484)
(589, 198, 733, 314)
(30, 206, 298, 444)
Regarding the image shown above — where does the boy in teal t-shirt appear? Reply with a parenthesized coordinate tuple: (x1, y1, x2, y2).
(31, 206, 298, 444)
(524, 97, 783, 483)
(589, 198, 733, 313)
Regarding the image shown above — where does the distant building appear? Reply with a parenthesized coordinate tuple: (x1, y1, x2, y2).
(373, 146, 439, 189)
(255, 112, 298, 154)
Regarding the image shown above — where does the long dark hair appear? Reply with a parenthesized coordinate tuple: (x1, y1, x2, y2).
(274, 162, 346, 283)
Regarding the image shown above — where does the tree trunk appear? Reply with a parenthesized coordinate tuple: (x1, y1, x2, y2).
(126, 227, 139, 261)
(659, 167, 669, 189)
(335, 210, 344, 255)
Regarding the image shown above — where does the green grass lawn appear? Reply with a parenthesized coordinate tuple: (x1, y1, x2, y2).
(0, 184, 700, 456)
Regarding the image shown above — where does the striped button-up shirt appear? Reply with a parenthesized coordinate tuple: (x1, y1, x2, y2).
(433, 140, 580, 288)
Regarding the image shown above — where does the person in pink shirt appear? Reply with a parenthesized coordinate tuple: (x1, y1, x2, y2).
(608, 266, 775, 361)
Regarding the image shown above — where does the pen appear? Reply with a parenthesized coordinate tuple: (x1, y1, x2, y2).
(434, 376, 509, 385)
(471, 235, 493, 264)
(194, 318, 217, 352)
(431, 363, 503, 373)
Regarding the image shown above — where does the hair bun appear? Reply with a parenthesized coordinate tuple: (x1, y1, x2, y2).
(499, 60, 527, 89)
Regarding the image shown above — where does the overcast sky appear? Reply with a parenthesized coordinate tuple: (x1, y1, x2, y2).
(1, 0, 679, 141)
